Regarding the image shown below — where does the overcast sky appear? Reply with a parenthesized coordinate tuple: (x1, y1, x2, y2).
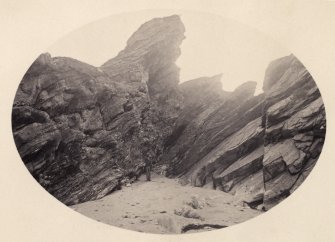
(48, 10, 290, 94)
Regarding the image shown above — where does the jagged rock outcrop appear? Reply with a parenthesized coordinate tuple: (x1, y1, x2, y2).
(101, 15, 184, 118)
(163, 77, 265, 204)
(12, 15, 325, 211)
(12, 15, 185, 205)
(262, 54, 326, 209)
(164, 54, 325, 209)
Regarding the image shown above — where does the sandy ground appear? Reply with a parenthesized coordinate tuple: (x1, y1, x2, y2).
(71, 173, 262, 234)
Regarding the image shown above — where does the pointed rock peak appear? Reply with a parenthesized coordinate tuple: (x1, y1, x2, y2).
(101, 15, 185, 78)
(207, 73, 223, 83)
(180, 74, 226, 100)
(181, 74, 222, 88)
(36, 52, 52, 65)
(231, 81, 257, 99)
(126, 15, 185, 48)
(263, 54, 303, 92)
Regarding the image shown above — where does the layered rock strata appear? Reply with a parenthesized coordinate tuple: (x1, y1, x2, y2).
(262, 55, 326, 209)
(12, 15, 325, 210)
(13, 15, 185, 205)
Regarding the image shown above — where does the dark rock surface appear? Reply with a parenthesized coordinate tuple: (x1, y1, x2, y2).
(12, 15, 325, 210)
(162, 77, 265, 205)
(166, 54, 325, 209)
(13, 15, 185, 205)
(262, 54, 326, 209)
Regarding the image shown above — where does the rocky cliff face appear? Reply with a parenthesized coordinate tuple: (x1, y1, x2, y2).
(163, 77, 266, 206)
(262, 54, 326, 209)
(13, 15, 185, 205)
(165, 54, 325, 210)
(101, 15, 184, 116)
(12, 15, 325, 209)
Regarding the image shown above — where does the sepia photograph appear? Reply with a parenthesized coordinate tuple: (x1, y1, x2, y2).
(10, 11, 326, 234)
(2, 2, 333, 240)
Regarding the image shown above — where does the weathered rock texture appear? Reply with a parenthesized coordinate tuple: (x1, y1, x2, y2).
(13, 15, 185, 205)
(262, 54, 326, 209)
(12, 15, 325, 209)
(164, 54, 326, 210)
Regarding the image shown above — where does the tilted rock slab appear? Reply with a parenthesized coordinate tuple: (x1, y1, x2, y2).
(262, 54, 326, 209)
(165, 55, 325, 210)
(13, 15, 185, 205)
(12, 15, 325, 211)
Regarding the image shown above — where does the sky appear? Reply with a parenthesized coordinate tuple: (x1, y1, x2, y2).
(48, 10, 291, 94)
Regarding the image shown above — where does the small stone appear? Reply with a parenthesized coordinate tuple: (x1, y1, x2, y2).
(256, 204, 264, 211)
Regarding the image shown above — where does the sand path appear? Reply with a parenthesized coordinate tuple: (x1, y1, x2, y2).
(71, 173, 262, 234)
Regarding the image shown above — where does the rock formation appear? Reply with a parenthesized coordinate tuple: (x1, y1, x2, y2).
(262, 54, 326, 209)
(164, 54, 326, 210)
(12, 15, 325, 210)
(13, 15, 185, 205)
